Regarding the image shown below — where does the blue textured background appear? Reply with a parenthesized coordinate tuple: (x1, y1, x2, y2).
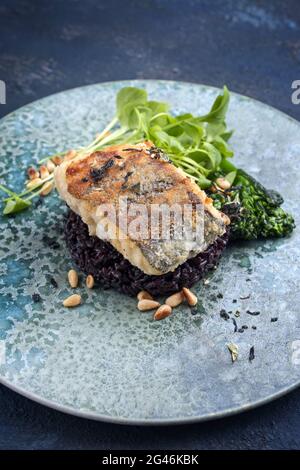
(0, 0, 300, 450)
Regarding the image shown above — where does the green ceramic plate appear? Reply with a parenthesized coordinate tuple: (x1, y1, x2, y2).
(0, 80, 300, 424)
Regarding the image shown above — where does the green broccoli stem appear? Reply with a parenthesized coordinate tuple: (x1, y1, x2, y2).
(211, 160, 295, 240)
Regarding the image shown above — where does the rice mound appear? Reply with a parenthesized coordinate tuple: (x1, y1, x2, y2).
(64, 210, 229, 296)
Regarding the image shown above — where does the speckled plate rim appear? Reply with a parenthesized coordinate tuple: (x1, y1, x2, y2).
(1, 370, 300, 426)
(1, 79, 300, 426)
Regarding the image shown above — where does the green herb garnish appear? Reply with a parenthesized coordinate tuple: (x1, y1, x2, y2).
(0, 184, 31, 215)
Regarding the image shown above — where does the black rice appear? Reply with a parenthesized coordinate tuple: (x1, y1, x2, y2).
(249, 346, 255, 362)
(64, 209, 229, 297)
(32, 293, 42, 303)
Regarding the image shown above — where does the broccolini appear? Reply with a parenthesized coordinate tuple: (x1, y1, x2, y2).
(210, 166, 295, 240)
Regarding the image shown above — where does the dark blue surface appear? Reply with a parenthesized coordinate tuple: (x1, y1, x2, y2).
(0, 0, 300, 450)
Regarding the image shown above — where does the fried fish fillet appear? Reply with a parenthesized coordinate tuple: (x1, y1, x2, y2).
(54, 142, 229, 275)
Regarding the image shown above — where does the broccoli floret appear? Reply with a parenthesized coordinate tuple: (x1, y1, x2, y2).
(210, 169, 295, 240)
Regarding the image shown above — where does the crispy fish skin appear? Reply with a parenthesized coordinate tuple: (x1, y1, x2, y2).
(54, 142, 229, 275)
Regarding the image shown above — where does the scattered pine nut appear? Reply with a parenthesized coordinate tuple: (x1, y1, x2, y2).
(52, 155, 63, 165)
(40, 180, 54, 196)
(154, 304, 172, 321)
(227, 343, 238, 362)
(46, 159, 56, 173)
(27, 167, 39, 180)
(63, 294, 81, 307)
(86, 274, 95, 289)
(68, 269, 78, 288)
(221, 212, 231, 225)
(215, 177, 231, 190)
(204, 279, 210, 285)
(65, 149, 77, 161)
(182, 287, 198, 306)
(40, 165, 50, 179)
(137, 290, 153, 301)
(165, 291, 184, 308)
(209, 184, 218, 193)
(26, 177, 43, 190)
(137, 299, 160, 311)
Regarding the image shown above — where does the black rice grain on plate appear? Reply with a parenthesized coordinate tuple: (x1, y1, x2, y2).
(220, 309, 230, 321)
(64, 209, 229, 297)
(249, 346, 255, 362)
(246, 310, 260, 316)
(50, 277, 58, 288)
(32, 293, 41, 303)
(232, 317, 238, 332)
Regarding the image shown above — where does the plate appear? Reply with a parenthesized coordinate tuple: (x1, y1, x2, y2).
(0, 80, 300, 425)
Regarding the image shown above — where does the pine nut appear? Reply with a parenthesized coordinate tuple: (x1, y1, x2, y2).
(227, 343, 238, 362)
(154, 304, 172, 321)
(221, 212, 231, 225)
(215, 177, 231, 190)
(63, 294, 81, 307)
(40, 165, 50, 179)
(46, 159, 56, 173)
(65, 149, 77, 161)
(26, 177, 42, 190)
(137, 290, 153, 301)
(52, 155, 63, 165)
(182, 287, 198, 306)
(27, 167, 40, 180)
(165, 291, 184, 308)
(86, 274, 94, 289)
(68, 269, 78, 288)
(137, 299, 160, 311)
(40, 180, 54, 196)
